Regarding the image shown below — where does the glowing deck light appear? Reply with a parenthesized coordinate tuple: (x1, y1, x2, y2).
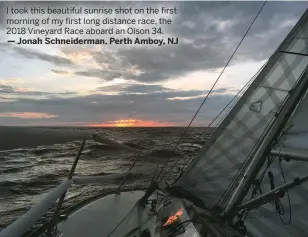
(162, 208, 184, 227)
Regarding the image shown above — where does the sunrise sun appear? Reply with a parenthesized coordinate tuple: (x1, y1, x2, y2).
(88, 119, 172, 127)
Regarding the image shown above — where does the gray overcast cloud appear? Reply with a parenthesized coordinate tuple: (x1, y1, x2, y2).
(0, 1, 307, 126)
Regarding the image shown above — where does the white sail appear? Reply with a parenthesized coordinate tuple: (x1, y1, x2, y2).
(277, 90, 308, 150)
(242, 90, 308, 237)
(242, 78, 308, 236)
(175, 9, 308, 212)
(270, 89, 308, 162)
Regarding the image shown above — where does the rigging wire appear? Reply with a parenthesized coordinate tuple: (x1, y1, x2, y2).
(219, 63, 308, 210)
(106, 203, 137, 237)
(241, 157, 292, 225)
(151, 0, 268, 185)
(216, 113, 278, 210)
(151, 81, 250, 187)
(239, 88, 308, 231)
(241, 155, 276, 220)
(160, 81, 251, 182)
(184, 5, 308, 213)
(117, 129, 158, 191)
(277, 158, 292, 225)
(239, 99, 299, 223)
(217, 86, 291, 210)
(162, 60, 267, 183)
(217, 49, 308, 210)
(242, 87, 306, 222)
(117, 150, 143, 190)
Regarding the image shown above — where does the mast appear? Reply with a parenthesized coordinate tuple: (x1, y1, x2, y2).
(175, 9, 308, 213)
(225, 65, 308, 214)
(179, 9, 308, 180)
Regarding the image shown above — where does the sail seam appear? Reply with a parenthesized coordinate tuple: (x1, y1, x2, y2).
(150, 1, 269, 186)
(226, 63, 308, 216)
(168, 61, 269, 182)
(216, 29, 308, 210)
(259, 85, 289, 92)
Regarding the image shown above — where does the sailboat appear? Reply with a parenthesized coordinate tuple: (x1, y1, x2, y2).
(1, 6, 308, 237)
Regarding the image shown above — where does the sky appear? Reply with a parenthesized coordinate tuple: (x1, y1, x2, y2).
(0, 1, 307, 127)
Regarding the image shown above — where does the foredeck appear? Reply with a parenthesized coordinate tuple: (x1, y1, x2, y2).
(58, 191, 156, 237)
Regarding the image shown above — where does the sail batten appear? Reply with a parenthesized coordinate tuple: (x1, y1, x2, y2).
(175, 9, 308, 226)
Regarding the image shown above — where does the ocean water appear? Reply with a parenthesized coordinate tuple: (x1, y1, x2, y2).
(0, 127, 213, 230)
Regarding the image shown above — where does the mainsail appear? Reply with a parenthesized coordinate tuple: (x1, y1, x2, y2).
(274, 90, 308, 150)
(175, 8, 308, 214)
(242, 83, 308, 237)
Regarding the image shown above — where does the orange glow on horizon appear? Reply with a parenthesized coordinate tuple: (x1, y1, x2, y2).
(88, 119, 172, 127)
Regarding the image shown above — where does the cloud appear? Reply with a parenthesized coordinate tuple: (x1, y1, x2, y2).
(74, 69, 129, 81)
(51, 69, 73, 76)
(97, 83, 228, 97)
(97, 84, 172, 94)
(0, 87, 236, 126)
(0, 84, 75, 97)
(51, 2, 305, 85)
(0, 112, 57, 119)
(12, 47, 74, 66)
(0, 1, 307, 126)
(0, 85, 14, 93)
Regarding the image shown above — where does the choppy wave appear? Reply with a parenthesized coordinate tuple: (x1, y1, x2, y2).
(0, 127, 212, 227)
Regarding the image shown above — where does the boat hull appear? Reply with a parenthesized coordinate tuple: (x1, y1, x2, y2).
(56, 190, 201, 237)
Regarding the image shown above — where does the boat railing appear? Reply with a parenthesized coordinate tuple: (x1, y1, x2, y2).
(0, 135, 136, 237)
(0, 180, 72, 237)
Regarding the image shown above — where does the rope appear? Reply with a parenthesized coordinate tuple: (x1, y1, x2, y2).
(277, 159, 292, 225)
(241, 157, 292, 226)
(117, 151, 143, 191)
(151, 0, 268, 185)
(117, 129, 154, 191)
(242, 156, 276, 221)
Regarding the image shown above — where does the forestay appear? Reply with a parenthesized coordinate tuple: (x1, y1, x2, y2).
(175, 9, 308, 210)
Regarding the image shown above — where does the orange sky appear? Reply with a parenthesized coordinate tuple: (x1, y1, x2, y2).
(0, 112, 173, 127)
(88, 119, 173, 127)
